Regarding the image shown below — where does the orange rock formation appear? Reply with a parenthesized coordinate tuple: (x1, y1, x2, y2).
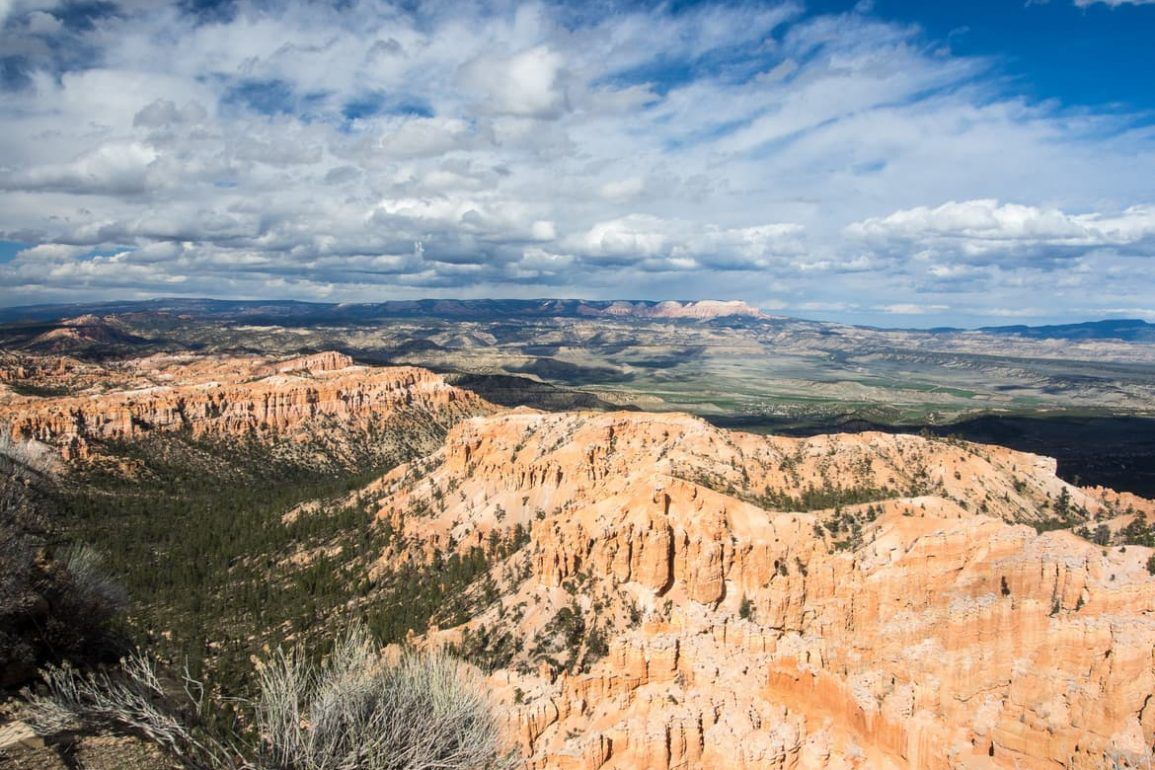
(0, 351, 490, 461)
(360, 410, 1155, 770)
(5, 351, 1152, 768)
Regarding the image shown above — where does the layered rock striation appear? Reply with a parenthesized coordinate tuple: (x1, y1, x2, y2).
(0, 352, 491, 464)
(361, 410, 1155, 770)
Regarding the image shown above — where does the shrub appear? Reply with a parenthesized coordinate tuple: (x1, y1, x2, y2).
(61, 543, 130, 623)
(1, 530, 127, 686)
(581, 625, 609, 670)
(256, 626, 511, 770)
(25, 624, 513, 770)
(23, 652, 236, 770)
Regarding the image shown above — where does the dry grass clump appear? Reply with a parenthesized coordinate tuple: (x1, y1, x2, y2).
(24, 624, 512, 770)
(26, 651, 236, 769)
(61, 543, 130, 615)
(253, 625, 510, 770)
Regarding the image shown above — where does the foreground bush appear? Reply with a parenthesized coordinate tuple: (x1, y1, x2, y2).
(26, 651, 237, 769)
(24, 625, 512, 770)
(253, 626, 511, 770)
(1, 439, 128, 687)
(0, 537, 129, 687)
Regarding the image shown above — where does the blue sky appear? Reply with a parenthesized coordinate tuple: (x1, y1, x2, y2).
(853, 0, 1155, 110)
(0, 0, 1152, 326)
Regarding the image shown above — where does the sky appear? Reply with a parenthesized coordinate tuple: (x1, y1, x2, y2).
(0, 0, 1153, 327)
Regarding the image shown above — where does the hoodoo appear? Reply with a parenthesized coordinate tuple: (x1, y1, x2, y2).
(357, 410, 1155, 770)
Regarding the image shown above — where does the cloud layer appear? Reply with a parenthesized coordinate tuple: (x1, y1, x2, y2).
(0, 0, 1152, 325)
(1073, 1, 1155, 7)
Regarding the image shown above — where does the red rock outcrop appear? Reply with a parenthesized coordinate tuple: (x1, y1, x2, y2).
(360, 410, 1155, 770)
(0, 352, 491, 463)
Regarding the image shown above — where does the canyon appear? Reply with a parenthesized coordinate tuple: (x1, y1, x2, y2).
(2, 352, 1154, 769)
(361, 409, 1155, 769)
(5, 302, 1155, 497)
(0, 351, 491, 470)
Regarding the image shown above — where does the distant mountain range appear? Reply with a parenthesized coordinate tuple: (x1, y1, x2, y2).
(0, 297, 1150, 342)
(0, 298, 767, 324)
(975, 318, 1155, 343)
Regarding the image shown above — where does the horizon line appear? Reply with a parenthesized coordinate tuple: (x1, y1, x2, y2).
(0, 295, 1150, 334)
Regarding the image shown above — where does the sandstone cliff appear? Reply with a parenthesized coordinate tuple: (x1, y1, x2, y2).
(0, 352, 492, 467)
(357, 410, 1155, 770)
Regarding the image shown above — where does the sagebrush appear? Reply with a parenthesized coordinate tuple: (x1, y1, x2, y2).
(24, 624, 513, 770)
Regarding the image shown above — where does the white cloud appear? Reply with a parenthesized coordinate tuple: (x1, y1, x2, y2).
(848, 199, 1155, 261)
(14, 243, 91, 261)
(462, 45, 566, 118)
(570, 215, 804, 271)
(25, 10, 59, 34)
(0, 0, 1151, 324)
(5, 142, 160, 196)
(599, 177, 646, 202)
(1073, 0, 1155, 6)
(877, 303, 950, 315)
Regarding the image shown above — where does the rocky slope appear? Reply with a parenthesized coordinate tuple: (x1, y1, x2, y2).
(0, 351, 492, 469)
(356, 409, 1155, 770)
(4, 352, 1153, 768)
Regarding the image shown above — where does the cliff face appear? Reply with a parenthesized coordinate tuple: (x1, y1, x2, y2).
(362, 410, 1155, 770)
(0, 352, 492, 465)
(7, 355, 1152, 768)
(593, 300, 767, 320)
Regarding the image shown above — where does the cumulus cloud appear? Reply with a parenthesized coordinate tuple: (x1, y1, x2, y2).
(568, 216, 804, 271)
(0, 0, 1151, 324)
(847, 199, 1155, 262)
(461, 45, 567, 118)
(1073, 0, 1155, 6)
(5, 142, 161, 196)
(25, 9, 59, 34)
